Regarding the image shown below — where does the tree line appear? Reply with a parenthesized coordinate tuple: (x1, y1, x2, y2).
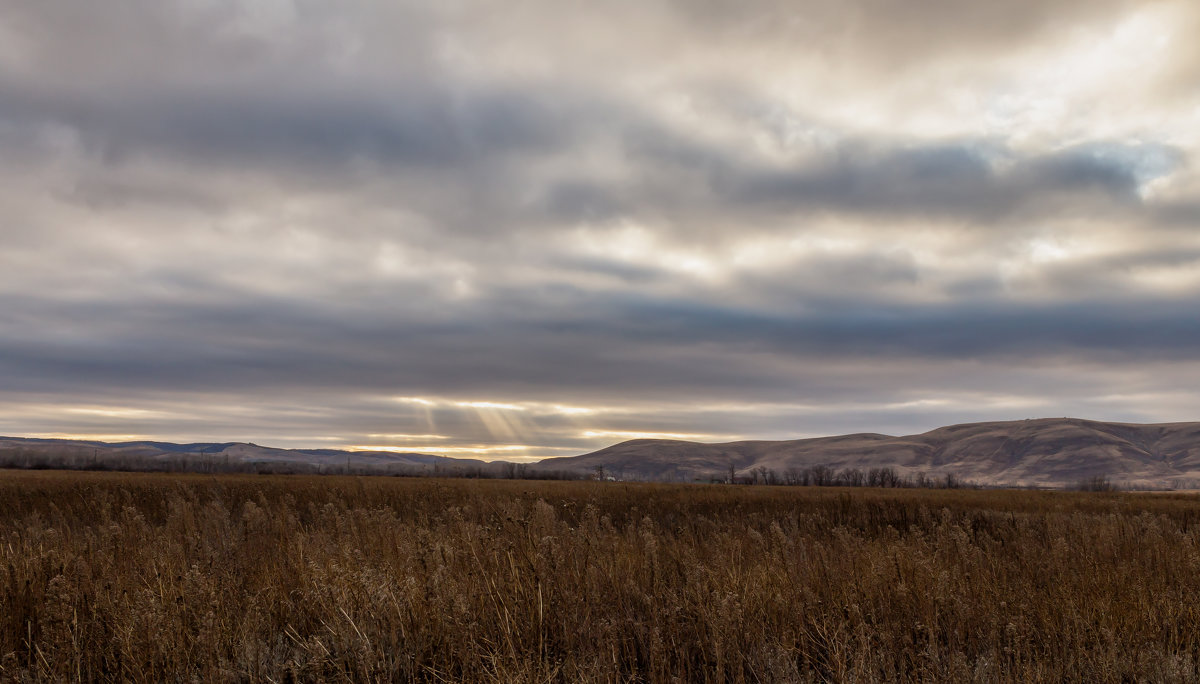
(724, 464, 974, 489)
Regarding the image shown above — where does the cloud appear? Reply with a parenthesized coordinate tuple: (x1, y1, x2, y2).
(2, 0, 1200, 454)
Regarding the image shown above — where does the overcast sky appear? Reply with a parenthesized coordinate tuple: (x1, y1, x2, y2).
(3, 0, 1200, 460)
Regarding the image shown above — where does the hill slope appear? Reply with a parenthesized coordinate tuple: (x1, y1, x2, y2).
(0, 436, 495, 475)
(9, 418, 1200, 488)
(534, 418, 1200, 488)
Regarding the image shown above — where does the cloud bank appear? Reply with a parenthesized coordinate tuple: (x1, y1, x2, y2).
(3, 0, 1200, 459)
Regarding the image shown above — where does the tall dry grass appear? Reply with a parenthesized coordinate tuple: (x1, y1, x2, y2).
(3, 470, 1200, 682)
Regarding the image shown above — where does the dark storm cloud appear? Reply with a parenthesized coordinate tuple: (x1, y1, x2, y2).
(12, 94, 1160, 232)
(0, 85, 1175, 252)
(5, 283, 1200, 405)
(0, 79, 578, 170)
(624, 132, 1172, 225)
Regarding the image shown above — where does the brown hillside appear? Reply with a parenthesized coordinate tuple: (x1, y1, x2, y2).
(536, 418, 1200, 488)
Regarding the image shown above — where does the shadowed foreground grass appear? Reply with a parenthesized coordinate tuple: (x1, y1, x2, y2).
(3, 471, 1200, 682)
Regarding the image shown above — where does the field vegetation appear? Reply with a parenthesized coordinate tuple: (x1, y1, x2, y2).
(3, 470, 1200, 681)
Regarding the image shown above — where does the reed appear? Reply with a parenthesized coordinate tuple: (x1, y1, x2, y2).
(3, 470, 1200, 682)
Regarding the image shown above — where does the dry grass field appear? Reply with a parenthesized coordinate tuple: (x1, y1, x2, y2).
(3, 471, 1200, 682)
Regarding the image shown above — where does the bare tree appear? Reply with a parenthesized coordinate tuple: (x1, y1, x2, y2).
(810, 465, 834, 487)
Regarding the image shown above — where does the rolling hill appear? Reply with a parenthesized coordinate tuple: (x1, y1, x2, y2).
(533, 418, 1200, 488)
(0, 436, 493, 475)
(8, 418, 1200, 488)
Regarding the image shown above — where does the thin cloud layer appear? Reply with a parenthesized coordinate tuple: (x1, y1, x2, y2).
(2, 0, 1200, 460)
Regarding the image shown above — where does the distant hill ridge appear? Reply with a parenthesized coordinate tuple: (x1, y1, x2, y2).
(5, 418, 1200, 488)
(0, 436, 483, 476)
(536, 418, 1200, 488)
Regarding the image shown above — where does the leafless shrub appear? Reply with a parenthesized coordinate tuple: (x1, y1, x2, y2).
(1075, 474, 1117, 492)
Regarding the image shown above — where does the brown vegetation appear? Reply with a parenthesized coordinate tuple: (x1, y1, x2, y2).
(3, 470, 1200, 681)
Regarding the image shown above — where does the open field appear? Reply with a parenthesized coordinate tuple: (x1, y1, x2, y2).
(4, 471, 1200, 681)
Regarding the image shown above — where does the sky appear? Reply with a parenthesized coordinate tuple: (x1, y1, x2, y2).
(3, 0, 1200, 461)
